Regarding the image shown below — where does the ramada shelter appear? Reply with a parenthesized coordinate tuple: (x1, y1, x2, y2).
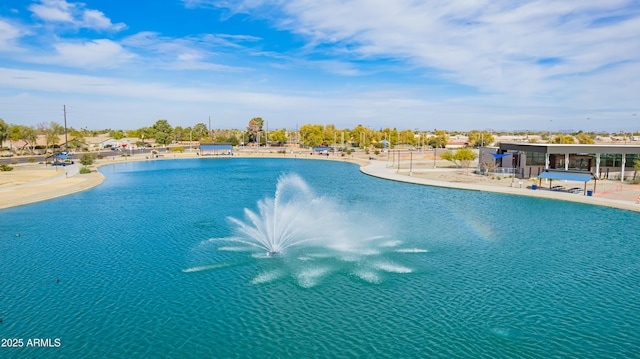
(199, 142, 233, 156)
(480, 143, 640, 181)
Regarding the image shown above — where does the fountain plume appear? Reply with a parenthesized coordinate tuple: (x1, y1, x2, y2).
(228, 173, 328, 254)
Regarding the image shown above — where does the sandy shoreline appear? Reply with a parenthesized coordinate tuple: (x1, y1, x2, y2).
(1, 150, 639, 212)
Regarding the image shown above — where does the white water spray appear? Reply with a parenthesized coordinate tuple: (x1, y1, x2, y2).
(192, 173, 427, 286)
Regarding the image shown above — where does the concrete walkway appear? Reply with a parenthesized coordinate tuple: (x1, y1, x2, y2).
(360, 159, 640, 213)
(0, 164, 105, 209)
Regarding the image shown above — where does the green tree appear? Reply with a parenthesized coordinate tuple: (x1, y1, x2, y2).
(247, 117, 264, 143)
(68, 137, 86, 151)
(134, 127, 155, 144)
(39, 122, 64, 154)
(192, 123, 209, 141)
(152, 119, 173, 146)
(300, 124, 324, 148)
(552, 135, 576, 144)
(109, 129, 125, 140)
(351, 124, 368, 147)
(441, 147, 478, 174)
(269, 129, 287, 145)
(172, 126, 185, 142)
(427, 130, 449, 148)
(399, 129, 416, 146)
(155, 132, 172, 146)
(229, 134, 240, 146)
(11, 125, 37, 154)
(80, 153, 96, 165)
(467, 130, 494, 147)
(575, 132, 595, 144)
(0, 118, 8, 148)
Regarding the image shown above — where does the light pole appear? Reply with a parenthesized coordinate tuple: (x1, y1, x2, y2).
(409, 151, 413, 176)
(189, 130, 192, 152)
(387, 132, 390, 162)
(433, 141, 438, 169)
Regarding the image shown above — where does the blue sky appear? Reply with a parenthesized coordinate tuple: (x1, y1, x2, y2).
(0, 0, 639, 131)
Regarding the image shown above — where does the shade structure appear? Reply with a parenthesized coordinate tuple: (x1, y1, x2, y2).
(491, 153, 512, 159)
(200, 144, 232, 151)
(537, 170, 597, 195)
(537, 171, 594, 182)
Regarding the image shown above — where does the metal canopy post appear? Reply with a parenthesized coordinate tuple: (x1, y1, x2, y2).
(621, 154, 626, 182)
(545, 153, 550, 170)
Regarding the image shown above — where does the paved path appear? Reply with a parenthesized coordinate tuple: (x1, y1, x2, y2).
(0, 165, 105, 209)
(361, 159, 640, 213)
(0, 164, 79, 192)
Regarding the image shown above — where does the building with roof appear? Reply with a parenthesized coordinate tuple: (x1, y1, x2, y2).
(480, 143, 640, 181)
(199, 142, 233, 156)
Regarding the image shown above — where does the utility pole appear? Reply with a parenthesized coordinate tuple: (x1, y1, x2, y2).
(63, 105, 68, 154)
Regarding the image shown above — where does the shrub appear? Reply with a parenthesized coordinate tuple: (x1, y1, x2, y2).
(0, 164, 14, 171)
(171, 146, 185, 153)
(79, 166, 92, 174)
(80, 153, 96, 166)
(27, 157, 36, 163)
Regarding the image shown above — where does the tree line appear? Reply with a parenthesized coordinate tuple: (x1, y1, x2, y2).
(1, 116, 638, 155)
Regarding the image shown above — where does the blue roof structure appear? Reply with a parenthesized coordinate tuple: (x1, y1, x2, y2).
(491, 153, 512, 159)
(538, 171, 594, 182)
(200, 144, 232, 151)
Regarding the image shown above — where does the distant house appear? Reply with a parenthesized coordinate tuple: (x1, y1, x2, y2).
(445, 141, 468, 149)
(99, 139, 124, 149)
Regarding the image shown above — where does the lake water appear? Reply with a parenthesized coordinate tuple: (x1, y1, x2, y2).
(1, 158, 640, 358)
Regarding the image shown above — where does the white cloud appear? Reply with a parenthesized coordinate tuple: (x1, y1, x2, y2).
(29, 0, 126, 31)
(29, 0, 74, 23)
(3, 1, 639, 131)
(0, 67, 295, 104)
(81, 9, 127, 31)
(51, 39, 134, 68)
(202, 0, 640, 96)
(121, 32, 252, 72)
(0, 18, 28, 51)
(2, 65, 638, 131)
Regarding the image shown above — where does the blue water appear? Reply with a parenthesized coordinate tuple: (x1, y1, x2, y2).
(1, 158, 640, 358)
